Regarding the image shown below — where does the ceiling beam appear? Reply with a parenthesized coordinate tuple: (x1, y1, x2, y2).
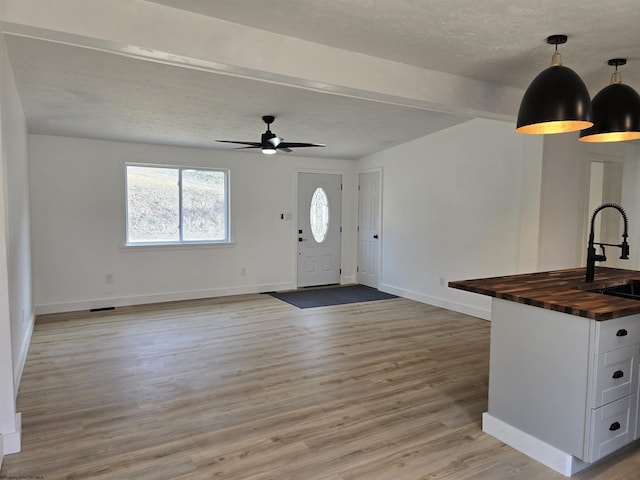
(0, 0, 522, 121)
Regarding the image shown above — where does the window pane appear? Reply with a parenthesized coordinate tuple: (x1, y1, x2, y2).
(127, 166, 179, 242)
(310, 187, 329, 243)
(182, 169, 227, 241)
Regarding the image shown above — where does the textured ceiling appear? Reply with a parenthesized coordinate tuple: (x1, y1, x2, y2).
(3, 35, 467, 160)
(3, 0, 640, 159)
(147, 0, 640, 90)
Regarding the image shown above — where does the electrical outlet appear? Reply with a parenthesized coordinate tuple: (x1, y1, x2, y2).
(440, 277, 446, 286)
(241, 267, 246, 276)
(105, 273, 114, 284)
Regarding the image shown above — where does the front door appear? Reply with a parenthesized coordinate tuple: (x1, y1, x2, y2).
(357, 170, 381, 287)
(297, 173, 342, 287)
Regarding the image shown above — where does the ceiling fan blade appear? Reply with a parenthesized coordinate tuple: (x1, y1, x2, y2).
(216, 140, 261, 147)
(278, 142, 325, 148)
(277, 146, 293, 153)
(268, 136, 283, 147)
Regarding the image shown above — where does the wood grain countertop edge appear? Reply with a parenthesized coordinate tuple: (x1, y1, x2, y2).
(448, 267, 640, 321)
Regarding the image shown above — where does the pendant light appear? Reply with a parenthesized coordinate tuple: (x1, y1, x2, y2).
(579, 59, 640, 143)
(516, 35, 592, 134)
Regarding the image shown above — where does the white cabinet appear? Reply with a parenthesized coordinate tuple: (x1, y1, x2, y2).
(586, 315, 640, 462)
(484, 299, 640, 475)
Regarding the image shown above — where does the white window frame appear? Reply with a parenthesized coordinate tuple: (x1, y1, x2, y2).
(125, 163, 231, 246)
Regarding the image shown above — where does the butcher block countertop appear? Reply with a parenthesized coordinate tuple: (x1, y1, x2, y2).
(448, 267, 640, 321)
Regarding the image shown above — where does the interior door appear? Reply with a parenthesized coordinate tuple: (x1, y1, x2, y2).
(297, 173, 342, 287)
(357, 170, 381, 287)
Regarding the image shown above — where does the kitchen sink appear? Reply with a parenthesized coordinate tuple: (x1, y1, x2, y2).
(588, 280, 640, 300)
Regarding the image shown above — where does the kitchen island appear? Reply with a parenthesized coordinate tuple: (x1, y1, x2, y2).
(449, 267, 640, 476)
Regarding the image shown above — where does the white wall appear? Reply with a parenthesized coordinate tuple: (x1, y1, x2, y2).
(357, 118, 543, 319)
(621, 144, 640, 269)
(537, 135, 640, 272)
(537, 133, 589, 271)
(355, 118, 640, 320)
(29, 135, 356, 314)
(0, 32, 32, 457)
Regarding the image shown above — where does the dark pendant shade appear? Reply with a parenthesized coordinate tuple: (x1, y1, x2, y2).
(579, 82, 640, 143)
(516, 64, 593, 134)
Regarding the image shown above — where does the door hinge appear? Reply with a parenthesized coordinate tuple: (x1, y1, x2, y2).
(358, 184, 360, 191)
(341, 183, 343, 190)
(340, 226, 342, 233)
(356, 266, 359, 272)
(340, 268, 342, 274)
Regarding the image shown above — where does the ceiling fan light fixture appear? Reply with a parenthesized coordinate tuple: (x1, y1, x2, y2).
(261, 127, 279, 153)
(216, 115, 324, 154)
(579, 59, 640, 143)
(516, 35, 593, 135)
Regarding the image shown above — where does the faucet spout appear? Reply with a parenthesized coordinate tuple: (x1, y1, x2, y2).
(585, 203, 629, 282)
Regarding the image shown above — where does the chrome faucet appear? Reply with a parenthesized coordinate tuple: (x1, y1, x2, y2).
(585, 203, 630, 282)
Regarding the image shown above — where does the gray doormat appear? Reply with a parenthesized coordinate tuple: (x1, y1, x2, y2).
(267, 284, 397, 309)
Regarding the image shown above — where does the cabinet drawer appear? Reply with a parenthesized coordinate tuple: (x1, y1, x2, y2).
(588, 394, 637, 463)
(591, 345, 638, 408)
(594, 316, 640, 354)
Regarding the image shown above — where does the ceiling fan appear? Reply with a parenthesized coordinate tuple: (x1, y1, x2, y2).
(216, 115, 325, 154)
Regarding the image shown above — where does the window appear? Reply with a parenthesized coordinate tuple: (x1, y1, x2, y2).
(310, 187, 329, 243)
(126, 165, 229, 245)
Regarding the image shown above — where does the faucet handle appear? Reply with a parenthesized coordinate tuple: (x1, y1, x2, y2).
(596, 245, 607, 262)
(621, 240, 630, 260)
(587, 244, 607, 262)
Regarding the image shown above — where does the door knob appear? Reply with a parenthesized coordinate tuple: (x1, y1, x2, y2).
(298, 238, 307, 242)
(373, 235, 379, 239)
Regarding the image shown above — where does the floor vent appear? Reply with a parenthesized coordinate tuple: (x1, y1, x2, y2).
(90, 307, 115, 312)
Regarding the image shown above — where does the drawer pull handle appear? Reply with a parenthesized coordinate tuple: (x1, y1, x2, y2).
(616, 329, 628, 337)
(610, 422, 621, 431)
(613, 370, 625, 379)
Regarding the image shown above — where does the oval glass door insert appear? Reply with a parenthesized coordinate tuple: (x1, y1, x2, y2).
(310, 187, 329, 243)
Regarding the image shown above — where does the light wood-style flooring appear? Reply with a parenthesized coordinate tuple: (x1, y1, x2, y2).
(2, 293, 640, 479)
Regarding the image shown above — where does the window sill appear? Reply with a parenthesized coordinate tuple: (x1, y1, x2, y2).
(121, 241, 235, 251)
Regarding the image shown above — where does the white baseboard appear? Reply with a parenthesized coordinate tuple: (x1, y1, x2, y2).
(1, 413, 22, 455)
(379, 283, 491, 320)
(14, 311, 35, 392)
(34, 282, 489, 320)
(34, 282, 296, 315)
(482, 412, 590, 477)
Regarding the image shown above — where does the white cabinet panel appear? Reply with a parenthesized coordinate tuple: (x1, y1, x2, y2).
(588, 394, 637, 462)
(594, 316, 640, 354)
(591, 345, 638, 408)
